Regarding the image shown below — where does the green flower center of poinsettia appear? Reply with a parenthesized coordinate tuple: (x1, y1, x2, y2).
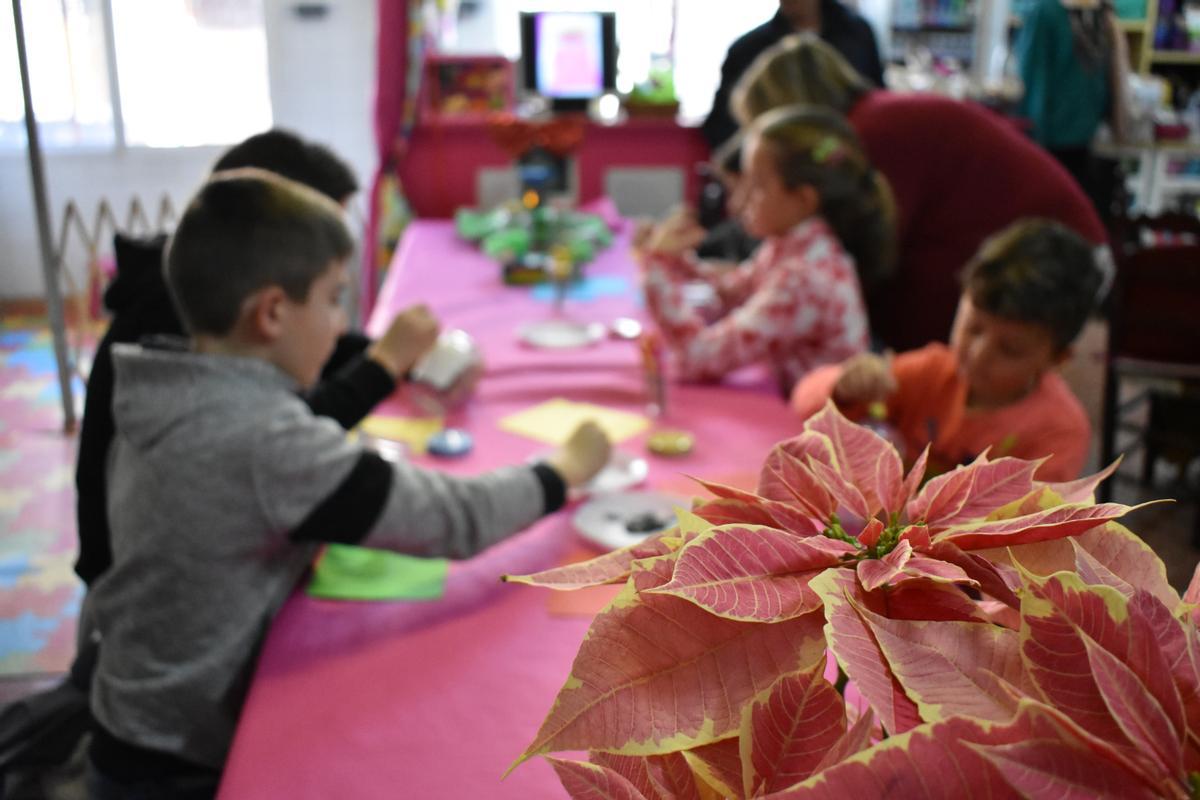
(868, 516, 904, 559)
(821, 513, 858, 546)
(822, 511, 907, 559)
(1190, 772, 1200, 800)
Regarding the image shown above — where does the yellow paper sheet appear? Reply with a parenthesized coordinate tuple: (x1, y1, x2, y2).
(497, 397, 649, 446)
(359, 414, 444, 455)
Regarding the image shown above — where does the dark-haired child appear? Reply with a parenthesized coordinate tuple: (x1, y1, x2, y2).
(637, 104, 894, 395)
(77, 129, 398, 588)
(791, 218, 1101, 481)
(210, 129, 360, 200)
(84, 171, 609, 798)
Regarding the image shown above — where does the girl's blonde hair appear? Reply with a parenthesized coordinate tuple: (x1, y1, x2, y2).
(749, 104, 895, 291)
(732, 33, 872, 124)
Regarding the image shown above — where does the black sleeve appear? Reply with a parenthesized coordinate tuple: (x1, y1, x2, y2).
(76, 234, 183, 586)
(289, 454, 567, 546)
(74, 326, 119, 586)
(701, 47, 743, 151)
(858, 20, 885, 87)
(321, 331, 372, 377)
(531, 462, 568, 515)
(290, 451, 393, 544)
(304, 354, 396, 430)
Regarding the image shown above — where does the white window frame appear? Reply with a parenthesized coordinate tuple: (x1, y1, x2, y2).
(4, 0, 271, 153)
(99, 0, 126, 149)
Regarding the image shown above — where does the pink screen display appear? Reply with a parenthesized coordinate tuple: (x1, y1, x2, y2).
(535, 13, 604, 98)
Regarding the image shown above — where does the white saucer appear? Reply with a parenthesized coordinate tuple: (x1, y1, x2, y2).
(584, 451, 649, 495)
(518, 319, 605, 349)
(572, 491, 683, 552)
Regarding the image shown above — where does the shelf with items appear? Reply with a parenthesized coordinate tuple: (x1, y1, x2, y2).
(1113, 0, 1153, 72)
(893, 0, 975, 29)
(890, 0, 978, 64)
(1096, 138, 1200, 213)
(1131, 0, 1200, 72)
(892, 22, 975, 31)
(1128, 20, 1159, 74)
(1149, 49, 1200, 65)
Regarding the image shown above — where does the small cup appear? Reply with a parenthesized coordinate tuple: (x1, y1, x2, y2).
(408, 329, 484, 415)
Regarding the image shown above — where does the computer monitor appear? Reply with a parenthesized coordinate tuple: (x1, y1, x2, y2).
(519, 11, 616, 112)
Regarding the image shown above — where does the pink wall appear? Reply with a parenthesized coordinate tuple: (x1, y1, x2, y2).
(397, 116, 710, 217)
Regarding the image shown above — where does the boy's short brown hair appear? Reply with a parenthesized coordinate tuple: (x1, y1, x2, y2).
(165, 169, 354, 336)
(961, 218, 1101, 351)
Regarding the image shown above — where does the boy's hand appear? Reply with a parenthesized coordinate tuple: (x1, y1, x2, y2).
(546, 421, 611, 488)
(833, 352, 896, 406)
(367, 304, 440, 379)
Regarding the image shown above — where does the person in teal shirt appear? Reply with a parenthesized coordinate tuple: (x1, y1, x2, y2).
(1016, 0, 1129, 216)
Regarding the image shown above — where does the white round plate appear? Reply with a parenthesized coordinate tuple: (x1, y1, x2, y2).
(585, 451, 649, 495)
(518, 319, 605, 349)
(572, 491, 683, 552)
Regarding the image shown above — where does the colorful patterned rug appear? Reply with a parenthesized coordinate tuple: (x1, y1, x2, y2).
(0, 317, 87, 676)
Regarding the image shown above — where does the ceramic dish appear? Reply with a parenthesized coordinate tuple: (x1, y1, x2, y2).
(572, 491, 683, 551)
(584, 450, 649, 495)
(518, 319, 606, 349)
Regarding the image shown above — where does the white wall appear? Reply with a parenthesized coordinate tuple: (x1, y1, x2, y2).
(0, 147, 222, 298)
(0, 0, 377, 301)
(262, 0, 376, 188)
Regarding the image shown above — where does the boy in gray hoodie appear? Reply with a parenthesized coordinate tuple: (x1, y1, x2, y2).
(84, 169, 609, 798)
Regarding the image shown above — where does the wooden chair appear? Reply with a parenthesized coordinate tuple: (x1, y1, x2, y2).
(1098, 230, 1200, 543)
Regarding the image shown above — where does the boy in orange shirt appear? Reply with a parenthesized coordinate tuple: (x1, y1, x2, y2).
(791, 218, 1102, 481)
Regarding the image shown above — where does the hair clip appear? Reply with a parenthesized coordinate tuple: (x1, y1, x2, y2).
(811, 136, 845, 165)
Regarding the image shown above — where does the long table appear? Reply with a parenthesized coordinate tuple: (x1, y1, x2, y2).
(217, 218, 800, 798)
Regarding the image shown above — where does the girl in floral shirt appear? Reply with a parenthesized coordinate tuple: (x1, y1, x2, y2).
(639, 105, 894, 395)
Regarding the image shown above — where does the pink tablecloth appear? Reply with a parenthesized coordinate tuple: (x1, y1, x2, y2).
(218, 219, 800, 799)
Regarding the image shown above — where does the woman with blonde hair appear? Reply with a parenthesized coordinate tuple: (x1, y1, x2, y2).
(731, 30, 873, 124)
(727, 34, 1108, 352)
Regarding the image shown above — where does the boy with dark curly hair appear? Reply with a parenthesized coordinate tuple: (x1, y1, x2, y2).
(792, 218, 1102, 480)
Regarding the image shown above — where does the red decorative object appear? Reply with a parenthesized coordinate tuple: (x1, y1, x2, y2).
(422, 55, 514, 125)
(485, 114, 586, 158)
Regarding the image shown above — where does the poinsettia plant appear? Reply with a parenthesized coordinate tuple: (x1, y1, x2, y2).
(504, 403, 1193, 799)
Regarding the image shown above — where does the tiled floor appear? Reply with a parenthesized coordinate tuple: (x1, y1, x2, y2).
(0, 317, 87, 685)
(0, 315, 1196, 693)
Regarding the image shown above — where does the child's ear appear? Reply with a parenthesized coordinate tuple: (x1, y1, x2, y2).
(245, 286, 290, 342)
(793, 183, 821, 218)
